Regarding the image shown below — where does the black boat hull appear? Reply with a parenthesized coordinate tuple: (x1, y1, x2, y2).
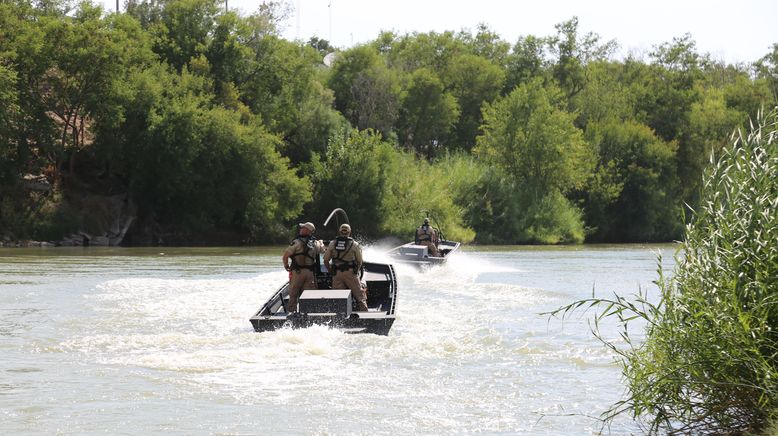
(249, 313, 395, 335)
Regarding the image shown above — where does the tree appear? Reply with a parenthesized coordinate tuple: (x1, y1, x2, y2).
(350, 64, 400, 137)
(445, 53, 505, 150)
(571, 61, 634, 129)
(308, 129, 394, 236)
(381, 30, 468, 73)
(755, 43, 778, 103)
(547, 17, 617, 99)
(505, 35, 548, 93)
(477, 79, 593, 200)
(125, 0, 165, 29)
(678, 86, 748, 207)
(205, 11, 251, 95)
(379, 150, 475, 243)
(152, 0, 219, 71)
(638, 34, 704, 143)
(475, 79, 594, 243)
(704, 61, 774, 117)
(397, 68, 459, 159)
(0, 61, 19, 188)
(469, 23, 510, 65)
(283, 81, 348, 166)
(327, 45, 383, 123)
(308, 36, 333, 56)
(583, 119, 682, 242)
(239, 34, 335, 164)
(109, 65, 308, 241)
(12, 4, 153, 185)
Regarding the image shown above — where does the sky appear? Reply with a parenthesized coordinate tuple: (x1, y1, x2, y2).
(104, 0, 778, 64)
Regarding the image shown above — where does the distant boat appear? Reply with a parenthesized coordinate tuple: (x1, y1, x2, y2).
(386, 239, 461, 268)
(250, 208, 398, 335)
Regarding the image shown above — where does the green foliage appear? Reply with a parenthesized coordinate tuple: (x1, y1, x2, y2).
(397, 68, 459, 158)
(0, 60, 21, 234)
(349, 62, 401, 136)
(206, 11, 251, 93)
(0, 3, 776, 246)
(469, 24, 510, 65)
(308, 129, 394, 236)
(477, 79, 594, 198)
(547, 17, 617, 99)
(474, 79, 593, 243)
(446, 53, 505, 150)
(284, 80, 349, 165)
(640, 34, 704, 143)
(307, 36, 333, 56)
(708, 62, 775, 117)
(551, 109, 778, 433)
(381, 30, 468, 73)
(439, 153, 583, 244)
(755, 43, 778, 102)
(233, 33, 343, 167)
(151, 0, 219, 71)
(583, 120, 682, 242)
(109, 65, 306, 240)
(572, 60, 634, 129)
(436, 154, 518, 243)
(0, 61, 18, 185)
(680, 86, 749, 207)
(327, 45, 383, 123)
(308, 131, 476, 242)
(505, 35, 548, 92)
(380, 151, 475, 243)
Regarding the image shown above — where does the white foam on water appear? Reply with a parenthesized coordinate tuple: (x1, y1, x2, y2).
(66, 255, 602, 378)
(34, 249, 642, 434)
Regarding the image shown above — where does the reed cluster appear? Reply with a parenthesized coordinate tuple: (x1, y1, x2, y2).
(551, 108, 778, 434)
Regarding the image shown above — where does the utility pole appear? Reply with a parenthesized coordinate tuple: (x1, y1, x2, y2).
(116, 0, 119, 13)
(225, 0, 228, 13)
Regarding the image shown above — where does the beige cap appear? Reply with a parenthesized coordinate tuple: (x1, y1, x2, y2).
(339, 223, 351, 234)
(299, 222, 315, 232)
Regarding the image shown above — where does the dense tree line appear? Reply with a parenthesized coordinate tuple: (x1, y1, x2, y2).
(0, 0, 776, 244)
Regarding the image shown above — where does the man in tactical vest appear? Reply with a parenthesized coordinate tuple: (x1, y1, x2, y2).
(415, 217, 439, 257)
(324, 223, 368, 312)
(282, 221, 325, 313)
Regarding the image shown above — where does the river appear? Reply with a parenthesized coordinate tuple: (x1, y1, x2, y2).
(0, 244, 676, 434)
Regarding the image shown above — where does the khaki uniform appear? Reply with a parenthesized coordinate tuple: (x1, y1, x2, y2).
(283, 237, 324, 312)
(416, 224, 440, 257)
(324, 237, 368, 311)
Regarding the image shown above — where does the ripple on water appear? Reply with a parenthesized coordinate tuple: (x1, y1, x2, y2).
(0, 246, 666, 434)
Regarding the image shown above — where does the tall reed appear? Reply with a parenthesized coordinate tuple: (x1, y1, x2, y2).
(550, 108, 778, 434)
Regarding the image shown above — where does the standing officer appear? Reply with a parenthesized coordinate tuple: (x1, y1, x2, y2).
(282, 222, 324, 313)
(324, 223, 368, 312)
(415, 217, 440, 257)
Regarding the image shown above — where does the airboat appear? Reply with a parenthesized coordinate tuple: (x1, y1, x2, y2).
(250, 209, 398, 335)
(385, 218, 461, 268)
